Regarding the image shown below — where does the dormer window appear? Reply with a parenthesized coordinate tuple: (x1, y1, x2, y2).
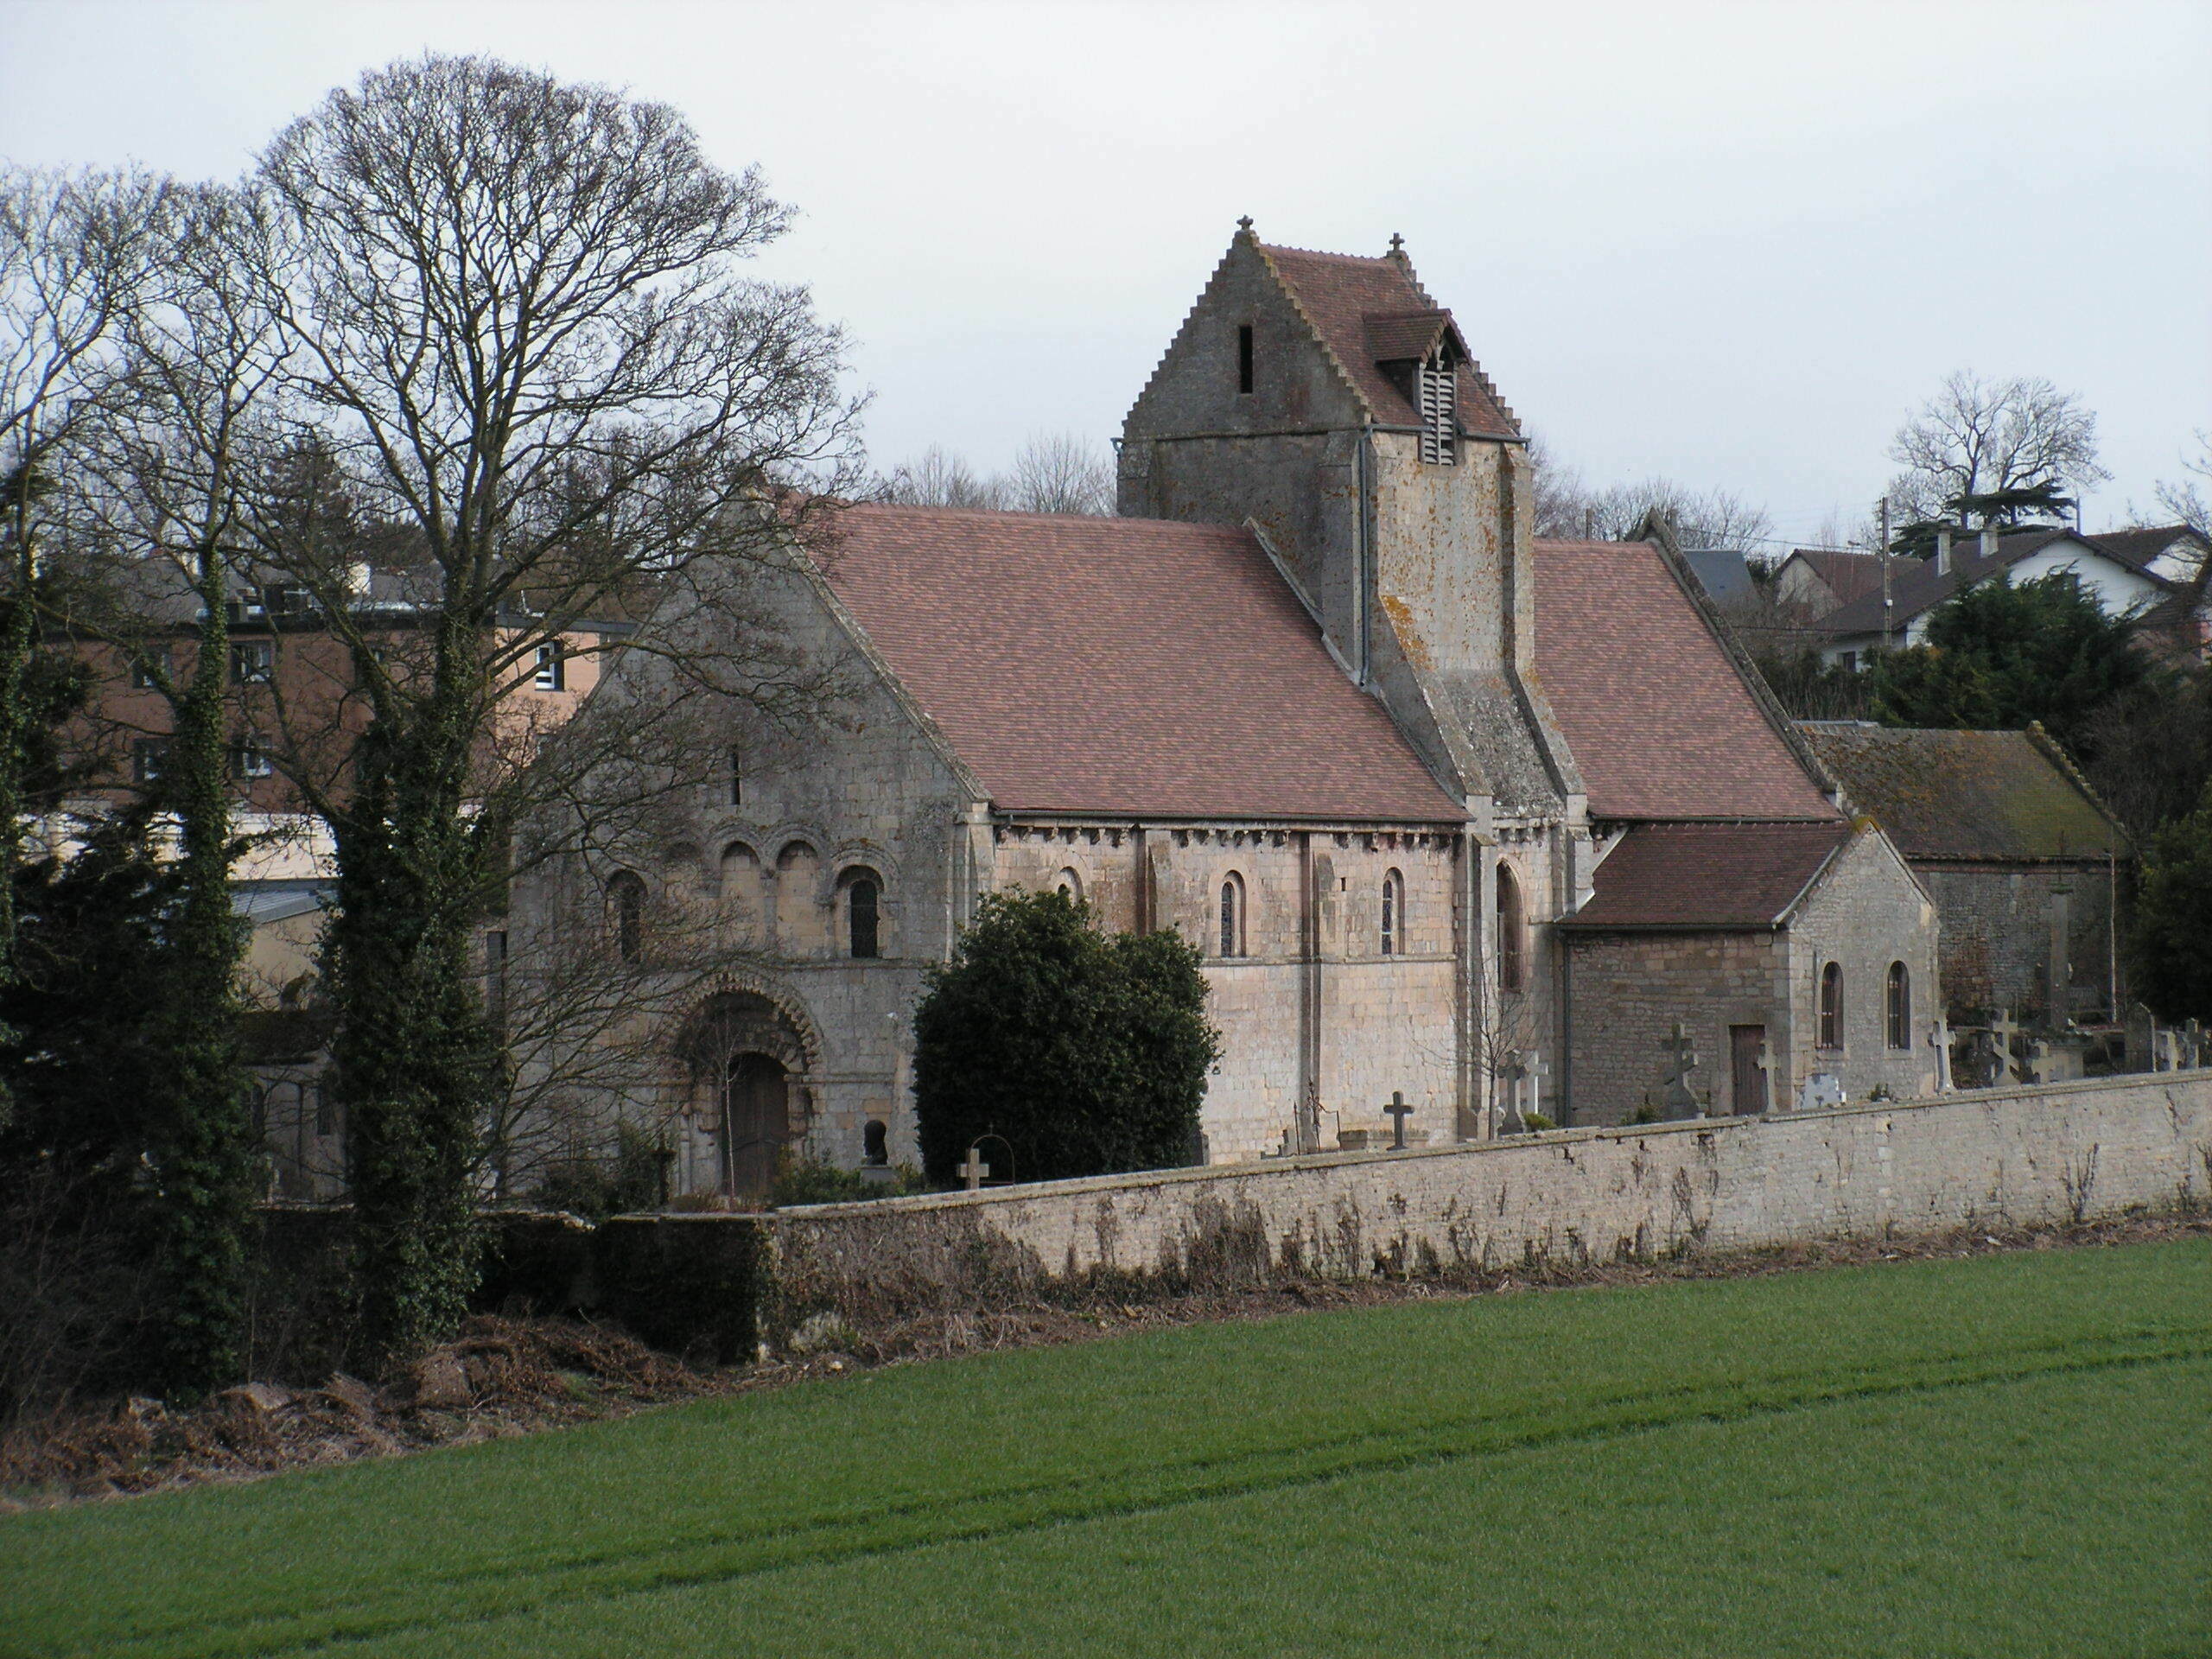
(1419, 351, 1456, 467)
(1237, 325, 1255, 395)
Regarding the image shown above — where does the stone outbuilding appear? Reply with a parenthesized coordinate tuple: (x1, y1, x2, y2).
(1797, 722, 2129, 1026)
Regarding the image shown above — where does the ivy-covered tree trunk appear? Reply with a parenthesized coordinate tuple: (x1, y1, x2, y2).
(142, 575, 259, 1395)
(329, 631, 500, 1370)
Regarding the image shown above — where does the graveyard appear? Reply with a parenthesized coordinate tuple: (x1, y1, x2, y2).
(3, 1232, 2205, 1658)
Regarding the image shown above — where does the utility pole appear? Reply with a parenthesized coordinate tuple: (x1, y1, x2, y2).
(1879, 497, 1893, 656)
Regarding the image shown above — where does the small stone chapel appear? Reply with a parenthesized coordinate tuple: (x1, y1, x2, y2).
(520, 223, 1942, 1196)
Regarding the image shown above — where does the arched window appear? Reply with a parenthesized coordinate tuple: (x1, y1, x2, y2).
(1886, 961, 1910, 1051)
(1056, 868, 1083, 902)
(1496, 864, 1525, 994)
(862, 1119, 889, 1166)
(1819, 961, 1844, 1050)
(608, 870, 645, 963)
(1381, 869, 1403, 957)
(1218, 873, 1246, 958)
(842, 869, 882, 959)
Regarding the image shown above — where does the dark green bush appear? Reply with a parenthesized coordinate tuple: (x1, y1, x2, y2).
(770, 1156, 926, 1207)
(912, 890, 1221, 1185)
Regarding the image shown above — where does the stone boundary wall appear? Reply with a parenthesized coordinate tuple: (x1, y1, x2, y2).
(758, 1072, 2212, 1338)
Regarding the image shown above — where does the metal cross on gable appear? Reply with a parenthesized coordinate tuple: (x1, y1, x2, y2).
(1382, 1091, 1414, 1150)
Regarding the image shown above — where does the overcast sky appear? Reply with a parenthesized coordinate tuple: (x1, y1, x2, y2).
(4, 1, 2206, 545)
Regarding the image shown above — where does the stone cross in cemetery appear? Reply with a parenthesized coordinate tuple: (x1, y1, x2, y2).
(959, 1146, 991, 1192)
(1496, 1057, 1528, 1135)
(1988, 1010, 2023, 1084)
(1382, 1091, 1414, 1150)
(1659, 1022, 1702, 1120)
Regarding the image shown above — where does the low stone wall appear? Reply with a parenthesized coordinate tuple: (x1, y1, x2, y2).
(758, 1072, 2212, 1338)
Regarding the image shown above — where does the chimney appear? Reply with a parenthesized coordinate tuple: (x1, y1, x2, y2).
(1934, 527, 1952, 575)
(1980, 523, 1998, 561)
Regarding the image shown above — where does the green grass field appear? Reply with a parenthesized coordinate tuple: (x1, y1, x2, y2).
(3, 1240, 2209, 1659)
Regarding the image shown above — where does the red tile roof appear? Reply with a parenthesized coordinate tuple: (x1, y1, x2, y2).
(817, 505, 1467, 823)
(1532, 539, 1840, 822)
(1259, 244, 1520, 439)
(1562, 821, 1851, 930)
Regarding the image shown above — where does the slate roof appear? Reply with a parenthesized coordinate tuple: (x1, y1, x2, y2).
(1531, 538, 1840, 823)
(1682, 547, 1754, 606)
(1797, 723, 2125, 861)
(817, 504, 1467, 823)
(1560, 821, 1853, 930)
(1259, 244, 1520, 439)
(1817, 529, 2172, 639)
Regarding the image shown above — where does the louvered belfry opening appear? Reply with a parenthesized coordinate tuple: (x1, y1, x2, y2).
(1418, 350, 1456, 466)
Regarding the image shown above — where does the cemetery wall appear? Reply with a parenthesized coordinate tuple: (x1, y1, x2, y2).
(753, 1071, 2211, 1341)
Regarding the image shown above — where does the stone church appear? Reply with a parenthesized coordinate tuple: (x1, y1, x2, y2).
(516, 223, 1942, 1197)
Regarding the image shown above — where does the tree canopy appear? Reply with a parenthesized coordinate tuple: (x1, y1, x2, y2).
(1870, 570, 2147, 756)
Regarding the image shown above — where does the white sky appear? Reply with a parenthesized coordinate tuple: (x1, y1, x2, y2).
(3, 1, 2207, 543)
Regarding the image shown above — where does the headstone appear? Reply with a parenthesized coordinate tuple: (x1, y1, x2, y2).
(1382, 1091, 1414, 1150)
(1988, 1010, 2023, 1084)
(1796, 1071, 1846, 1112)
(1926, 1017, 1953, 1092)
(1659, 1022, 1702, 1121)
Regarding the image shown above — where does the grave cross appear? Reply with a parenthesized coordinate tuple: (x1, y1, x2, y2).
(1495, 1058, 1527, 1136)
(1382, 1091, 1414, 1150)
(1659, 1022, 1702, 1121)
(958, 1146, 991, 1192)
(1988, 1010, 2023, 1084)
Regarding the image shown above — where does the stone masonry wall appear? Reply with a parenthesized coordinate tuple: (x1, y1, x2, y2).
(1920, 861, 2121, 1022)
(760, 1071, 2211, 1334)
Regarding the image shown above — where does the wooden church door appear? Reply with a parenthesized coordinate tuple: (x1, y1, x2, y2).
(721, 1052, 789, 1197)
(1729, 1025, 1769, 1116)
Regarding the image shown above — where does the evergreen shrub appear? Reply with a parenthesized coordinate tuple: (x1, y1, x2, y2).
(912, 891, 1221, 1185)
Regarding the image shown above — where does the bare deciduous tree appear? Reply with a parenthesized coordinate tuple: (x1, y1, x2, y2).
(1885, 369, 2109, 526)
(872, 433, 1114, 515)
(0, 166, 169, 996)
(222, 54, 862, 1365)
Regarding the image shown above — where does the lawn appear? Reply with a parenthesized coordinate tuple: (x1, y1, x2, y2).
(3, 1239, 2208, 1658)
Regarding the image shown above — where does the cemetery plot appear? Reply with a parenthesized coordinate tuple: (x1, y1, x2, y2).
(3, 1237, 2207, 1658)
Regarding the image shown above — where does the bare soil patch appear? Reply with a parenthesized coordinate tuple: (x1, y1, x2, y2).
(5, 1210, 2203, 1511)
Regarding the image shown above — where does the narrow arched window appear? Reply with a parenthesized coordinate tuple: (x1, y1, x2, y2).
(1886, 962, 1910, 1051)
(608, 871, 645, 963)
(728, 747, 743, 807)
(1496, 864, 1525, 994)
(846, 874, 880, 959)
(1381, 869, 1403, 957)
(1219, 873, 1245, 958)
(1056, 868, 1083, 902)
(1819, 961, 1843, 1050)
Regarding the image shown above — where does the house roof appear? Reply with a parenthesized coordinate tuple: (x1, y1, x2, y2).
(1817, 529, 2171, 639)
(1258, 243, 1520, 439)
(1785, 548, 1888, 609)
(2088, 524, 2209, 578)
(1681, 547, 1755, 606)
(816, 504, 1468, 823)
(1560, 820, 1853, 930)
(1531, 538, 1840, 822)
(1796, 723, 2125, 861)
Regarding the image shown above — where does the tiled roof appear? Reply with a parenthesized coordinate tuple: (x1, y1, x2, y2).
(1787, 548, 1887, 609)
(817, 505, 1467, 823)
(1561, 821, 1852, 930)
(2088, 524, 2208, 577)
(1531, 538, 1840, 822)
(1362, 308, 1452, 364)
(1258, 244, 1519, 439)
(1797, 723, 2125, 861)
